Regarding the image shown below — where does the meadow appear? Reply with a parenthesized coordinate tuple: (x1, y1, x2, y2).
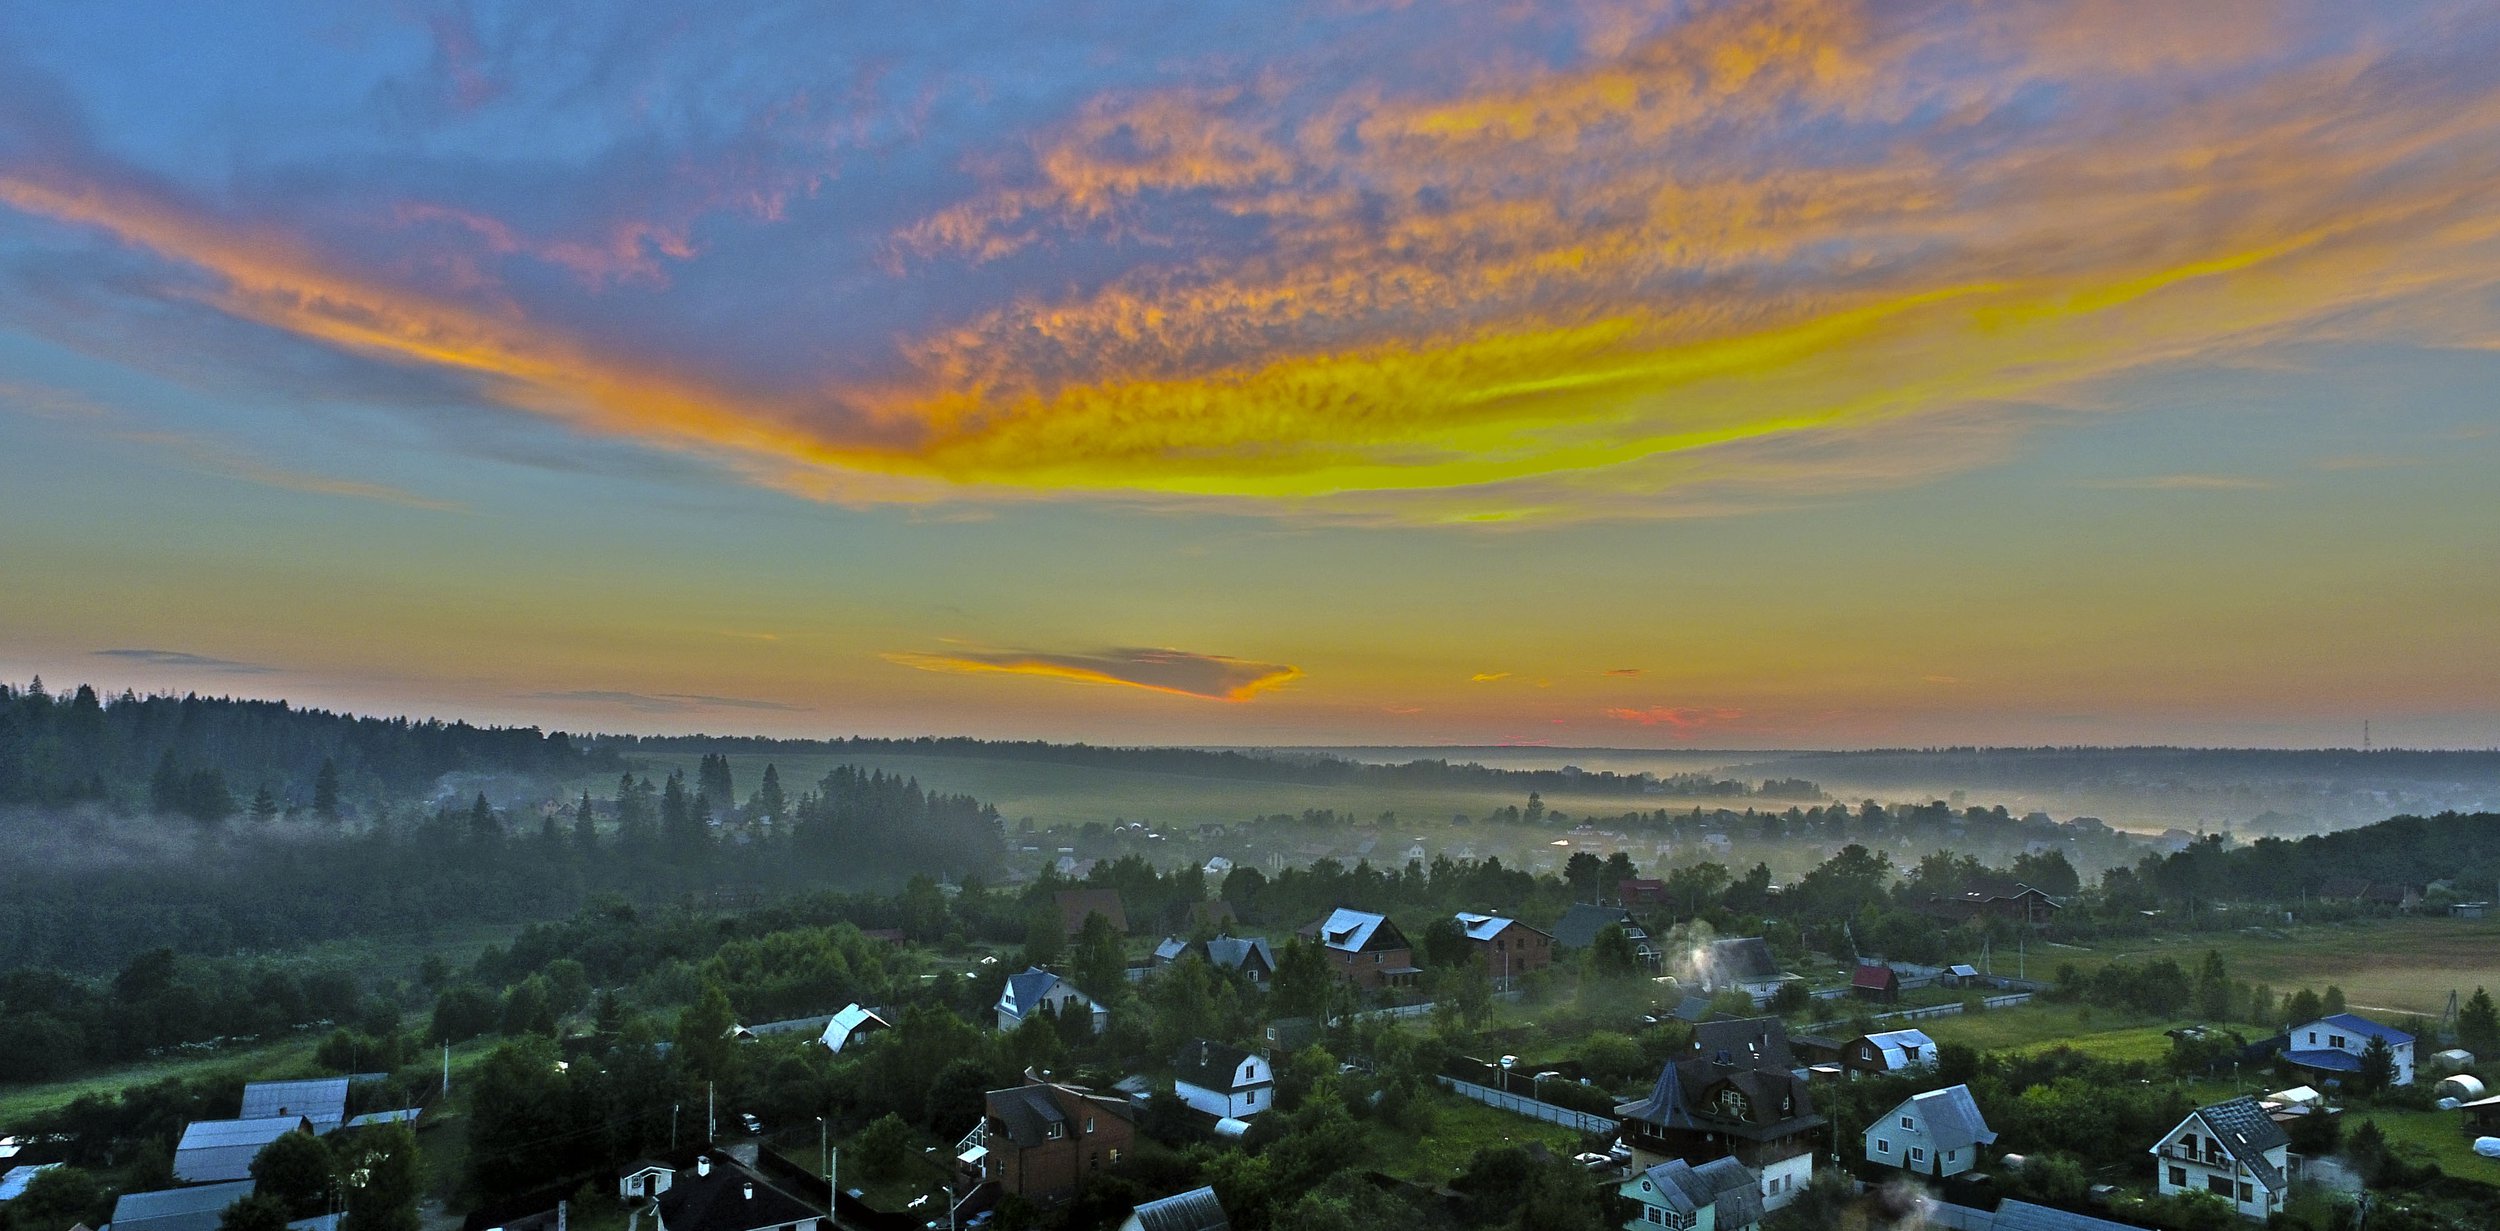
(2036, 915, 2500, 1017)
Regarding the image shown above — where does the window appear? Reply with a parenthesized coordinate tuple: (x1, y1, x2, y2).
(1109, 1149, 1122, 1165)
(1901, 1116, 1915, 1129)
(2168, 1167, 2186, 1187)
(1245, 1089, 1259, 1106)
(2306, 1031, 2317, 1044)
(2207, 1176, 2233, 1197)
(1373, 952, 1382, 964)
(2238, 1183, 2253, 1202)
(2329, 1034, 2346, 1049)
(1910, 1148, 1926, 1164)
(1644, 1209, 1664, 1226)
(1046, 1123, 1064, 1141)
(1876, 1139, 1891, 1155)
(1084, 1116, 1095, 1134)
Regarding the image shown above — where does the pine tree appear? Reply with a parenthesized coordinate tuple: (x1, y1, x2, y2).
(468, 793, 501, 845)
(150, 750, 185, 814)
(2459, 988, 2499, 1060)
(752, 763, 786, 821)
(571, 792, 598, 854)
(313, 757, 341, 822)
(250, 785, 280, 822)
(2323, 985, 2346, 1016)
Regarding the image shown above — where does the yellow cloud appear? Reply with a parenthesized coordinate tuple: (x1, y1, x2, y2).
(882, 646, 1303, 702)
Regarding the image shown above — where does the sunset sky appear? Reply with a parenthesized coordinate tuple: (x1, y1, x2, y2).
(3, 0, 2496, 748)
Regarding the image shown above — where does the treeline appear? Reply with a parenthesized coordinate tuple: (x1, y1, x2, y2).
(593, 732, 1820, 800)
(0, 764, 1002, 972)
(1730, 745, 2500, 790)
(0, 680, 616, 811)
(2095, 811, 2500, 918)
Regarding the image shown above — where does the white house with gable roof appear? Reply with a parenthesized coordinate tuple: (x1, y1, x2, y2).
(1863, 1085, 1995, 1178)
(2149, 1096, 2292, 1221)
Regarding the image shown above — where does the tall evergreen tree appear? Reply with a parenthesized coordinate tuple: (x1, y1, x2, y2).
(313, 757, 341, 822)
(251, 784, 281, 822)
(468, 793, 501, 845)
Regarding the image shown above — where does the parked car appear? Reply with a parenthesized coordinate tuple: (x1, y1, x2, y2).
(740, 1113, 762, 1135)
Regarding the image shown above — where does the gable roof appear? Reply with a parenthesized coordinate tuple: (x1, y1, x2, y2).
(2165, 1097, 2291, 1192)
(174, 1116, 312, 1183)
(651, 1156, 820, 1231)
(1128, 1186, 1229, 1231)
(1055, 888, 1129, 936)
(1456, 912, 1516, 941)
(1629, 1159, 1712, 1216)
(1853, 963, 1900, 990)
(1173, 1040, 1266, 1092)
(1694, 1017, 1798, 1070)
(1691, 1157, 1764, 1228)
(1862, 1028, 1938, 1069)
(1900, 1085, 1997, 1153)
(1305, 908, 1400, 954)
(1986, 1200, 2149, 1231)
(109, 1182, 258, 1231)
(1698, 937, 1786, 982)
(1203, 935, 1273, 972)
(2304, 1013, 2414, 1047)
(1551, 902, 1639, 949)
(985, 1082, 1131, 1149)
(819, 1003, 890, 1052)
(240, 1078, 348, 1129)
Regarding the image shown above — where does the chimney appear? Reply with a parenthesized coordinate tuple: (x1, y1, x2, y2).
(696, 1156, 712, 1178)
(742, 1184, 753, 1201)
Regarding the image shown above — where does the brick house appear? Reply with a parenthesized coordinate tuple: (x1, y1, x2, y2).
(957, 1079, 1135, 1206)
(1297, 908, 1420, 990)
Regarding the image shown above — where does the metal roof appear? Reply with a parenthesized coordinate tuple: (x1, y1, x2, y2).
(2303, 1013, 2415, 1047)
(1903, 1085, 1998, 1153)
(1310, 908, 1389, 953)
(175, 1117, 311, 1181)
(2171, 1097, 2290, 1192)
(110, 1181, 257, 1231)
(819, 1003, 890, 1053)
(240, 1079, 348, 1125)
(342, 1109, 421, 1129)
(1127, 1186, 1229, 1231)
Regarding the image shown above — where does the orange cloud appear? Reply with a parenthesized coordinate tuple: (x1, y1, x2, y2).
(1604, 705, 1745, 737)
(1468, 672, 1511, 682)
(883, 646, 1302, 701)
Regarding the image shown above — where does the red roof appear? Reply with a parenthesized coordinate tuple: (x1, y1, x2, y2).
(1852, 964, 1898, 990)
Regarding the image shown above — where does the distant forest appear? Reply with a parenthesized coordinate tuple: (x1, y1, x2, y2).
(1726, 745, 2500, 789)
(596, 732, 1824, 799)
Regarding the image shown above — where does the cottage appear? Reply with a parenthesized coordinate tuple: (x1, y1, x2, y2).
(996, 967, 1109, 1034)
(1850, 963, 1901, 1003)
(817, 1003, 890, 1054)
(1864, 1085, 1996, 1178)
(1172, 1040, 1273, 1119)
(1618, 878, 1670, 909)
(1844, 1029, 1939, 1076)
(1150, 935, 1276, 983)
(1296, 908, 1421, 990)
(638, 1154, 821, 1231)
(1454, 913, 1555, 987)
(1688, 938, 1799, 1004)
(1119, 1186, 1229, 1231)
(1053, 889, 1130, 938)
(1617, 1018, 1822, 1210)
(1552, 904, 1662, 968)
(957, 1080, 1135, 1206)
(2283, 1013, 2414, 1086)
(2149, 1096, 2292, 1221)
(173, 1116, 314, 1184)
(1919, 878, 2061, 927)
(1615, 1155, 1765, 1231)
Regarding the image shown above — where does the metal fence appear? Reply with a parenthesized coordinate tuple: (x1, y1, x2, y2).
(1436, 1076, 1619, 1135)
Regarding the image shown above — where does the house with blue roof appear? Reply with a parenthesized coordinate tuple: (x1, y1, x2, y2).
(2283, 1012, 2413, 1086)
(995, 967, 1109, 1034)
(1863, 1084, 1996, 1178)
(1615, 1155, 1764, 1231)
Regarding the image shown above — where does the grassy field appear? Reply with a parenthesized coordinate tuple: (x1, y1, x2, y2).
(1373, 1094, 1590, 1184)
(2037, 915, 2500, 1017)
(0, 1034, 327, 1124)
(591, 750, 1743, 831)
(2365, 1107, 2500, 1184)
(1916, 1002, 2189, 1063)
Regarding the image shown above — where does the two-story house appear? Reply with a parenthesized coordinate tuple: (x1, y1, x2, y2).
(2149, 1096, 2292, 1221)
(1615, 1156, 1764, 1231)
(1454, 913, 1554, 988)
(1617, 1018, 1822, 1211)
(1689, 938, 1800, 1005)
(1172, 1040, 1273, 1119)
(957, 1079, 1135, 1206)
(1149, 935, 1276, 983)
(1862, 1085, 1995, 1178)
(1841, 1029, 1938, 1077)
(1553, 904, 1662, 970)
(1296, 908, 1421, 990)
(995, 967, 1109, 1034)
(626, 1155, 822, 1231)
(2283, 1013, 2414, 1087)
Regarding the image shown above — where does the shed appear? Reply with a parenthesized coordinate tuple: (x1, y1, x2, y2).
(2436, 1075, 2487, 1102)
(174, 1116, 314, 1183)
(240, 1079, 349, 1133)
(107, 1183, 258, 1231)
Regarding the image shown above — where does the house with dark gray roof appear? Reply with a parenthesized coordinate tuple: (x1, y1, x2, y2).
(1171, 1040, 1271, 1120)
(240, 1079, 348, 1134)
(1619, 1018, 1821, 1213)
(1550, 904, 1659, 968)
(957, 1079, 1134, 1206)
(995, 967, 1108, 1034)
(1688, 938, 1798, 1003)
(1117, 1185, 1228, 1231)
(2150, 1095, 2292, 1221)
(173, 1116, 313, 1184)
(1150, 935, 1275, 983)
(1864, 1085, 1996, 1178)
(1616, 1155, 1765, 1230)
(644, 1154, 821, 1231)
(107, 1182, 259, 1231)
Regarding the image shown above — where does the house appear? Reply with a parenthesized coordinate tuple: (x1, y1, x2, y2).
(1618, 878, 1670, 909)
(1201, 856, 1234, 879)
(997, 967, 1109, 1034)
(1689, 938, 1799, 1003)
(1054, 889, 1130, 938)
(2452, 901, 2491, 920)
(2283, 1013, 2414, 1086)
(1615, 1155, 1765, 1231)
(1454, 913, 1555, 986)
(1150, 935, 1276, 983)
(1172, 1040, 1273, 1119)
(1844, 1029, 1939, 1076)
(1617, 1018, 1822, 1211)
(817, 1004, 890, 1054)
(173, 1116, 314, 1183)
(1864, 1085, 1995, 1178)
(957, 1079, 1135, 1206)
(2, 1163, 61, 1203)
(1850, 963, 1900, 1003)
(1919, 1199, 2145, 1231)
(107, 1183, 258, 1231)
(1119, 1186, 1229, 1231)
(1297, 909, 1421, 990)
(1261, 1016, 1321, 1053)
(1944, 964, 1982, 987)
(638, 1154, 821, 1231)
(2149, 1096, 2292, 1221)
(1552, 904, 1662, 968)
(240, 1079, 349, 1134)
(1919, 878, 2061, 927)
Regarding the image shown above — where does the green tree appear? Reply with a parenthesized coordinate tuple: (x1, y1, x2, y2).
(1022, 900, 1064, 968)
(428, 986, 499, 1043)
(342, 1122, 422, 1231)
(1564, 851, 1604, 901)
(2357, 1034, 2397, 1094)
(1071, 912, 1126, 997)
(1419, 916, 1473, 969)
(218, 1195, 292, 1231)
(250, 1131, 336, 1218)
(673, 981, 739, 1081)
(5, 1165, 106, 1231)
(900, 875, 949, 942)
(313, 757, 341, 822)
(499, 977, 556, 1037)
(570, 792, 597, 853)
(467, 793, 500, 845)
(2322, 986, 2345, 1016)
(2194, 950, 2231, 1021)
(2459, 988, 2499, 1060)
(2284, 988, 2324, 1026)
(852, 1113, 915, 1179)
(750, 763, 787, 821)
(251, 785, 281, 822)
(1271, 939, 1335, 1022)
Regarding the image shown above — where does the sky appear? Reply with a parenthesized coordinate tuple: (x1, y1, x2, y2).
(2, 0, 2497, 749)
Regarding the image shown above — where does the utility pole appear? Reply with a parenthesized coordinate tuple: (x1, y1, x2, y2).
(442, 1042, 451, 1099)
(707, 1083, 716, 1143)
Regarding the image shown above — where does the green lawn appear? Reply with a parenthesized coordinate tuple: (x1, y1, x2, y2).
(0, 1034, 327, 1125)
(2036, 916, 2500, 1018)
(2363, 1108, 2500, 1185)
(1372, 1094, 1590, 1184)
(1916, 1002, 2187, 1063)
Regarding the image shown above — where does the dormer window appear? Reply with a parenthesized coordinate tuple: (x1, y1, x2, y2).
(1046, 1122, 1064, 1140)
(1085, 1116, 1096, 1134)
